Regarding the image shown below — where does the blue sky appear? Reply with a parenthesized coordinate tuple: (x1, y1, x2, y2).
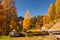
(16, 0, 56, 17)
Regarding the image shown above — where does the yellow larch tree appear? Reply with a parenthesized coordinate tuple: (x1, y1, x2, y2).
(55, 0, 60, 19)
(48, 4, 55, 21)
(23, 10, 31, 31)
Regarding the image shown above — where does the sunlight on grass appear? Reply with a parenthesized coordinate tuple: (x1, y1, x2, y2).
(0, 35, 57, 40)
(0, 36, 14, 40)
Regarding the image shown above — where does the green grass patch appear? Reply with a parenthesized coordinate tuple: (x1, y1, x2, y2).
(0, 36, 14, 40)
(0, 35, 57, 40)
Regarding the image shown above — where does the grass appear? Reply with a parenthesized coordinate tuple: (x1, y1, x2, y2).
(0, 35, 57, 40)
(0, 36, 14, 40)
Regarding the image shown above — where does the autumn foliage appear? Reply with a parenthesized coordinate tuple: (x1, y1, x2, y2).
(23, 10, 31, 31)
(35, 22, 41, 29)
(43, 14, 48, 26)
(0, 0, 60, 35)
(42, 0, 60, 29)
(0, 0, 18, 35)
(48, 4, 55, 21)
(55, 0, 60, 19)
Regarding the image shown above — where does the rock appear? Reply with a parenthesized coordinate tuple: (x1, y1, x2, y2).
(9, 29, 20, 37)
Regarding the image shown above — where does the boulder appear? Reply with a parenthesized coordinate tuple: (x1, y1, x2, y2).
(9, 29, 20, 37)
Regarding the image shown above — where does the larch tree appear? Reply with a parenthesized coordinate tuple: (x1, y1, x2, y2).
(55, 0, 60, 19)
(48, 4, 55, 21)
(23, 10, 31, 32)
(0, 0, 18, 35)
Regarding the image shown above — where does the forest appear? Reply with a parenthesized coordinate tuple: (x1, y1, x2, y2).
(0, 0, 60, 37)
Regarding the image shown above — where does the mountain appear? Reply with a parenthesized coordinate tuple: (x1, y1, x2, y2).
(17, 16, 24, 22)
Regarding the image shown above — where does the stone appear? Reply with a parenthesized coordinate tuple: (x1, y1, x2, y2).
(9, 29, 20, 37)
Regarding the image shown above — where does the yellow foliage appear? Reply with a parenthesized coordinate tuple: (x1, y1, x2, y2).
(23, 10, 31, 30)
(43, 14, 48, 26)
(0, 0, 18, 35)
(23, 19, 30, 30)
(48, 4, 54, 16)
(35, 22, 41, 29)
(55, 0, 60, 19)
(48, 4, 55, 20)
(55, 0, 60, 12)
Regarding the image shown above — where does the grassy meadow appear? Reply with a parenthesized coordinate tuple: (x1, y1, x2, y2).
(0, 35, 57, 40)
